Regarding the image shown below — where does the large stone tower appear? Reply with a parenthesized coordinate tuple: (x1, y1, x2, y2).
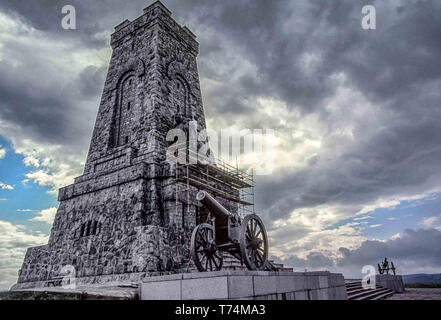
(15, 1, 217, 287)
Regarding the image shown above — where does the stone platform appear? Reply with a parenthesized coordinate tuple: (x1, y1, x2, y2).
(11, 272, 146, 291)
(376, 274, 405, 293)
(140, 270, 348, 300)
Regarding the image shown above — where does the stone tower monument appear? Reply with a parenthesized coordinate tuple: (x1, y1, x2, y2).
(15, 1, 218, 287)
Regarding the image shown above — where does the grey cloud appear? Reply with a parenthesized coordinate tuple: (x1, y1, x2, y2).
(272, 251, 334, 270)
(336, 228, 441, 274)
(272, 228, 441, 275)
(0, 1, 110, 48)
(256, 103, 441, 223)
(78, 66, 107, 98)
(0, 55, 102, 149)
(4, 0, 441, 110)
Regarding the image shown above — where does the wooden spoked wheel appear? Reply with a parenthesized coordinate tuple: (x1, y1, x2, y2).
(239, 214, 268, 270)
(190, 223, 223, 272)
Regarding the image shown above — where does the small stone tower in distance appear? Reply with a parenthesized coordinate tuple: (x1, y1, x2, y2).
(15, 1, 213, 286)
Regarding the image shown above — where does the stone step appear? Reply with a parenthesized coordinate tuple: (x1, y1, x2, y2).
(222, 255, 247, 270)
(345, 281, 379, 290)
(346, 282, 381, 289)
(371, 290, 394, 301)
(347, 286, 383, 296)
(272, 263, 285, 268)
(352, 288, 393, 301)
(178, 256, 293, 272)
(346, 283, 380, 290)
(348, 287, 391, 300)
(345, 281, 364, 287)
(279, 267, 294, 272)
(345, 280, 395, 300)
(266, 260, 293, 271)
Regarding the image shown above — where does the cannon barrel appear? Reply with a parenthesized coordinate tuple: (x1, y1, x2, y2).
(196, 191, 231, 220)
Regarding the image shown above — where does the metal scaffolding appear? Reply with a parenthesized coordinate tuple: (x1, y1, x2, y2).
(174, 143, 255, 220)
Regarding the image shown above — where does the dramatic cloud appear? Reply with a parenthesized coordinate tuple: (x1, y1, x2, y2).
(0, 220, 48, 290)
(30, 207, 58, 225)
(0, 145, 5, 159)
(1, 0, 441, 277)
(274, 228, 441, 277)
(273, 251, 334, 271)
(0, 10, 107, 193)
(336, 228, 441, 276)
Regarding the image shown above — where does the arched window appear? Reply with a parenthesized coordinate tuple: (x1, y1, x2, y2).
(111, 73, 136, 147)
(170, 75, 187, 117)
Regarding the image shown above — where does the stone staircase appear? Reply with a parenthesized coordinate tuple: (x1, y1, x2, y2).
(179, 254, 294, 272)
(345, 279, 394, 300)
(222, 255, 294, 272)
(267, 260, 294, 272)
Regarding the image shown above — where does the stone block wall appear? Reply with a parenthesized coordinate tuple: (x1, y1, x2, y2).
(140, 271, 348, 300)
(376, 274, 405, 293)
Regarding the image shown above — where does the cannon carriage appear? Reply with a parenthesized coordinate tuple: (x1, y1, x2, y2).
(190, 191, 269, 271)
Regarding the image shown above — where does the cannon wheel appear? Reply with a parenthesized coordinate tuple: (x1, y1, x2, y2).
(191, 223, 223, 272)
(239, 214, 268, 270)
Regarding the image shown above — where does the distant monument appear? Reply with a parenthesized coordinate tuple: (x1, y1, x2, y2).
(377, 257, 397, 275)
(13, 1, 252, 289)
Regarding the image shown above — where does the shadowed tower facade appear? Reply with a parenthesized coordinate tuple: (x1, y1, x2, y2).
(15, 1, 212, 286)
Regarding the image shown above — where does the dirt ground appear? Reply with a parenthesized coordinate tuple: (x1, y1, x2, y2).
(0, 290, 135, 300)
(386, 288, 441, 300)
(0, 285, 138, 300)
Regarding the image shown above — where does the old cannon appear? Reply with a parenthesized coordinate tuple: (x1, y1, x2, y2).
(190, 191, 269, 271)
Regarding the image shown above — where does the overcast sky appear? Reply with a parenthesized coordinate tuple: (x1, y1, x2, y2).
(1, 0, 441, 289)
